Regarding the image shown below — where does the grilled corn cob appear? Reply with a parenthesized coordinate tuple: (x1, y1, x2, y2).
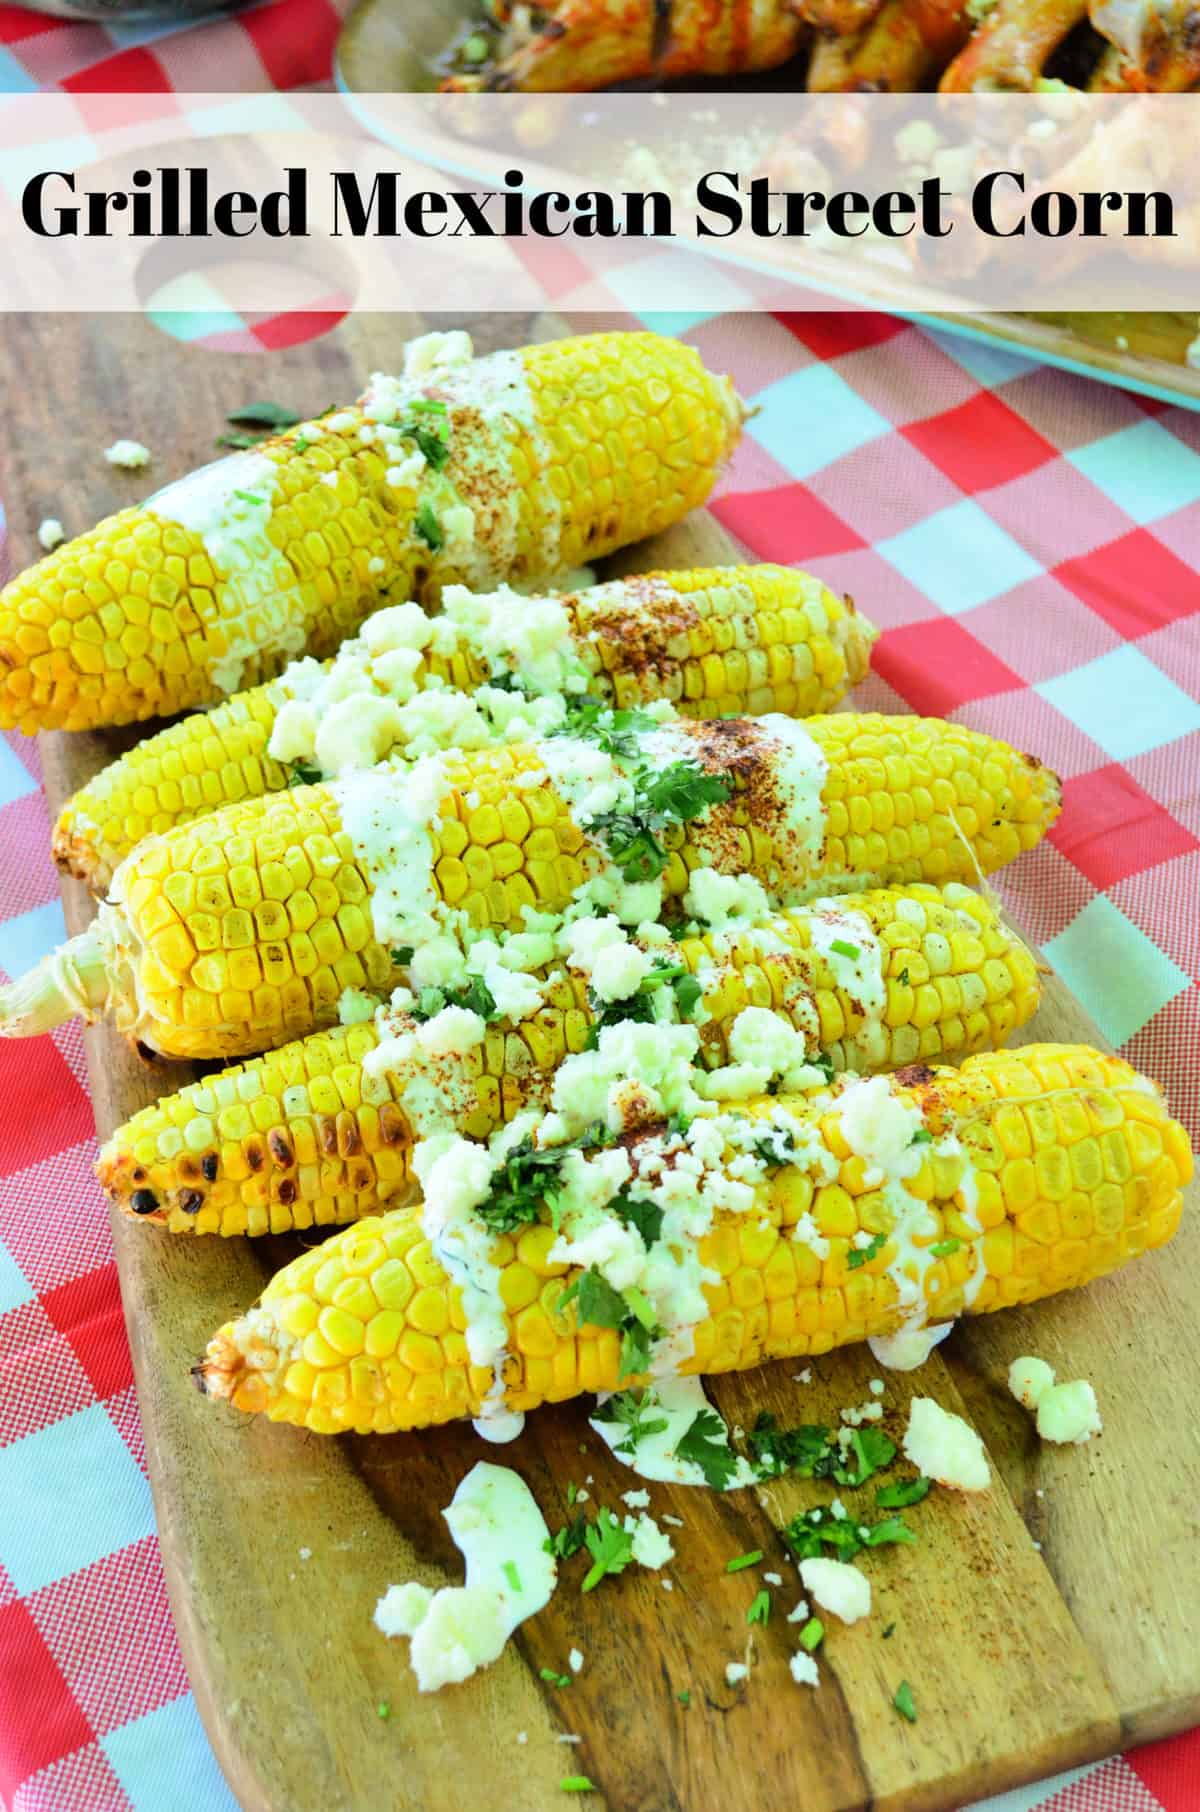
(196, 1044, 1191, 1434)
(0, 331, 743, 734)
(54, 565, 877, 891)
(3, 714, 1060, 1060)
(97, 884, 1041, 1235)
(7, 713, 1065, 1058)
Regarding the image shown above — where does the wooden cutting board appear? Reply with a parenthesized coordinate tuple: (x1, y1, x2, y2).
(6, 313, 1198, 1812)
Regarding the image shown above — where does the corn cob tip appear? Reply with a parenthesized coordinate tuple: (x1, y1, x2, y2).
(0, 929, 108, 1038)
(196, 1315, 285, 1415)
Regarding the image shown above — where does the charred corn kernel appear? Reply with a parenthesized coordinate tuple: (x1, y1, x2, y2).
(1, 332, 743, 735)
(96, 885, 1039, 1233)
(55, 565, 876, 891)
(6, 713, 1059, 1060)
(197, 1045, 1191, 1435)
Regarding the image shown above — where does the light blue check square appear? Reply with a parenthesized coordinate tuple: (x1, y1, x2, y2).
(923, 327, 1037, 389)
(0, 734, 38, 808)
(608, 258, 751, 335)
(1046, 896, 1189, 1049)
(103, 1695, 240, 1812)
(1068, 419, 1200, 525)
(969, 1762, 1097, 1812)
(0, 49, 40, 94)
(0, 898, 65, 980)
(876, 499, 1042, 614)
(749, 364, 889, 480)
(0, 1238, 32, 1317)
(0, 137, 97, 204)
(0, 1404, 154, 1594)
(1038, 644, 1200, 761)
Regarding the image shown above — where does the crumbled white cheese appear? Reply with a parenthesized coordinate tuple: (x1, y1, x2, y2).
(1036, 1380, 1101, 1446)
(903, 1398, 990, 1492)
(621, 1489, 652, 1510)
(725, 1662, 750, 1686)
(625, 1512, 674, 1571)
(798, 1558, 871, 1625)
(786, 1599, 810, 1623)
(36, 517, 65, 552)
(789, 1651, 820, 1688)
(683, 867, 772, 930)
(337, 986, 377, 1026)
(1008, 1355, 1056, 1411)
(104, 438, 151, 469)
(373, 1463, 555, 1694)
(569, 1647, 584, 1674)
(762, 1572, 783, 1587)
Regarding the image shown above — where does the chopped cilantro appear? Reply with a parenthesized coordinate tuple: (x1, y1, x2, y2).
(747, 1589, 771, 1626)
(893, 1680, 917, 1723)
(503, 1561, 522, 1593)
(227, 400, 302, 430)
(581, 1508, 635, 1592)
(286, 760, 322, 788)
(585, 960, 704, 1043)
(839, 1427, 897, 1489)
(377, 1701, 391, 1719)
(929, 1238, 961, 1257)
(909, 1129, 933, 1146)
(391, 414, 451, 470)
(875, 1477, 931, 1510)
(675, 1408, 739, 1491)
(591, 1388, 669, 1456)
(558, 1269, 662, 1383)
(591, 760, 733, 884)
(746, 1414, 833, 1480)
(784, 1507, 915, 1563)
(560, 1780, 596, 1795)
(410, 973, 497, 1024)
(830, 939, 860, 959)
(233, 489, 264, 506)
(799, 1617, 824, 1651)
(413, 502, 443, 551)
(540, 1667, 571, 1688)
(545, 1513, 588, 1560)
(567, 1481, 577, 1506)
(556, 703, 661, 759)
(846, 1231, 887, 1270)
(390, 946, 414, 965)
(677, 1688, 691, 1707)
(613, 1192, 664, 1250)
(725, 1549, 762, 1574)
(897, 967, 910, 985)
(881, 1622, 896, 1639)
(217, 430, 269, 450)
(476, 1124, 609, 1237)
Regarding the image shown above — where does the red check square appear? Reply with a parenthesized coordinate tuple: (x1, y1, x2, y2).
(711, 484, 864, 563)
(0, 1601, 94, 1804)
(1050, 764, 1200, 891)
(776, 311, 905, 361)
(62, 50, 174, 97)
(0, 1038, 93, 1175)
(41, 1264, 133, 1404)
(0, 1302, 96, 1449)
(1054, 530, 1199, 640)
(873, 617, 1023, 719)
(902, 392, 1056, 495)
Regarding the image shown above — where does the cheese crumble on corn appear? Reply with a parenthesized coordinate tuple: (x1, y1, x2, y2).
(194, 1046, 1189, 1437)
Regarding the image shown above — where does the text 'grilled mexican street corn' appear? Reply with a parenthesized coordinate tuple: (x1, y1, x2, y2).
(54, 565, 877, 891)
(196, 1044, 1190, 1435)
(96, 884, 1040, 1235)
(0, 330, 743, 733)
(2, 713, 1061, 1060)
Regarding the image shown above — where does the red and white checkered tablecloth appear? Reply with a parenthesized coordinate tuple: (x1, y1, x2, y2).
(0, 6, 1197, 1809)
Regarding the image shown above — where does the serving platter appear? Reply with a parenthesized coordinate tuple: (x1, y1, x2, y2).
(6, 310, 1199, 1812)
(334, 0, 1200, 415)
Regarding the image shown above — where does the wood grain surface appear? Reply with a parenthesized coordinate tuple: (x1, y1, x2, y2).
(5, 312, 1197, 1812)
